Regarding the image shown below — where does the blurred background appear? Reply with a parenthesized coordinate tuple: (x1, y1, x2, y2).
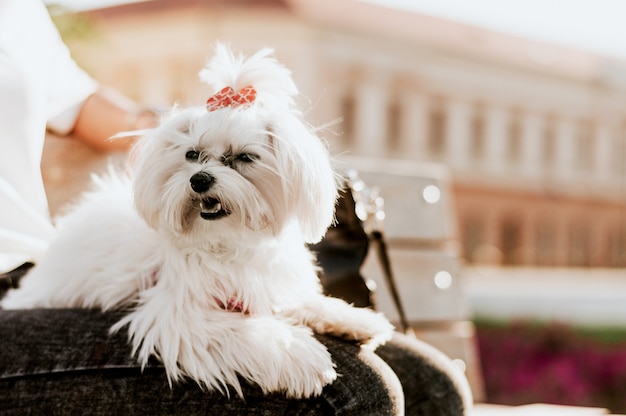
(42, 0, 626, 411)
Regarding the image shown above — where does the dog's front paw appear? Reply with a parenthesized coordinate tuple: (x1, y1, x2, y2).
(348, 307, 395, 349)
(289, 296, 395, 349)
(250, 323, 337, 398)
(327, 306, 394, 349)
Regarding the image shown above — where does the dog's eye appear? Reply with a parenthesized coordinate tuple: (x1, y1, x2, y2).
(236, 153, 257, 163)
(185, 150, 200, 162)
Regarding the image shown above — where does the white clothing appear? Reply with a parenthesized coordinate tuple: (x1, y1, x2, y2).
(0, 0, 97, 272)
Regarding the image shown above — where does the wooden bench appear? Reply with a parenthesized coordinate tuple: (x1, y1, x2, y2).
(341, 155, 485, 401)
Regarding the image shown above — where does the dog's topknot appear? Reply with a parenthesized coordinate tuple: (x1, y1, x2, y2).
(199, 43, 298, 110)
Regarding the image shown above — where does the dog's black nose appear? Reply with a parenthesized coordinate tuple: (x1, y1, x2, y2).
(190, 172, 215, 193)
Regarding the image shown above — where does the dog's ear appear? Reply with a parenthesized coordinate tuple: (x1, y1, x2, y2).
(131, 113, 191, 231)
(271, 118, 338, 243)
(131, 130, 162, 230)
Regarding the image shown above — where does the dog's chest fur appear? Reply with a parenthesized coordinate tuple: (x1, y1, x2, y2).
(151, 225, 321, 315)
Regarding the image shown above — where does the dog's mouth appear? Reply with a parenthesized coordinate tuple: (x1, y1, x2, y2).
(200, 197, 230, 220)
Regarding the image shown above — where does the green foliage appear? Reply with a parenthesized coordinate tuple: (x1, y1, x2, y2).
(46, 4, 99, 43)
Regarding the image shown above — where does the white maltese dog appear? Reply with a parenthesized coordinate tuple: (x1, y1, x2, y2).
(2, 45, 393, 398)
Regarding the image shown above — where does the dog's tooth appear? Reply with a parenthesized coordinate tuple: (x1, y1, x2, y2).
(200, 199, 222, 214)
(211, 202, 222, 213)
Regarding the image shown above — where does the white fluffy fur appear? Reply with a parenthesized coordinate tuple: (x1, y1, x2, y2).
(1, 45, 393, 398)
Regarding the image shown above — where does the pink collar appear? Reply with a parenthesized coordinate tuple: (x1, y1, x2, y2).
(147, 268, 249, 314)
(215, 297, 249, 314)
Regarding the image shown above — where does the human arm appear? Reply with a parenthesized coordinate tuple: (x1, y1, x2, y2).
(71, 87, 160, 152)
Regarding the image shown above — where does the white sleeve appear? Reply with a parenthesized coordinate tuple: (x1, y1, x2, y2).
(0, 0, 98, 135)
(40, 6, 99, 134)
(0, 0, 97, 272)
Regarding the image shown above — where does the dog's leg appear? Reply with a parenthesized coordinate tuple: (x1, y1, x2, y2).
(283, 295, 395, 349)
(220, 315, 338, 398)
(112, 289, 337, 398)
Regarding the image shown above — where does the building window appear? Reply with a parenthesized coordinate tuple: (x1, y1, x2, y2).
(609, 225, 626, 268)
(616, 121, 626, 178)
(542, 115, 556, 169)
(427, 96, 446, 157)
(462, 216, 483, 263)
(508, 109, 522, 164)
(387, 97, 401, 152)
(340, 92, 356, 147)
(568, 222, 590, 267)
(577, 120, 594, 173)
(501, 217, 522, 265)
(470, 104, 485, 160)
(535, 220, 557, 266)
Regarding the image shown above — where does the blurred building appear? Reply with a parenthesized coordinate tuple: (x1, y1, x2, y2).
(53, 0, 626, 269)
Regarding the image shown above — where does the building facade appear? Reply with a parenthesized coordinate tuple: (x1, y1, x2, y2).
(55, 0, 626, 269)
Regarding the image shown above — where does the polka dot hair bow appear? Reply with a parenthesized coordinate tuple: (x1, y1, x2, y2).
(206, 86, 257, 112)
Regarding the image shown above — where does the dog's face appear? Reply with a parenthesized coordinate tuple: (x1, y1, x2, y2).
(131, 65, 338, 244)
(132, 109, 276, 237)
